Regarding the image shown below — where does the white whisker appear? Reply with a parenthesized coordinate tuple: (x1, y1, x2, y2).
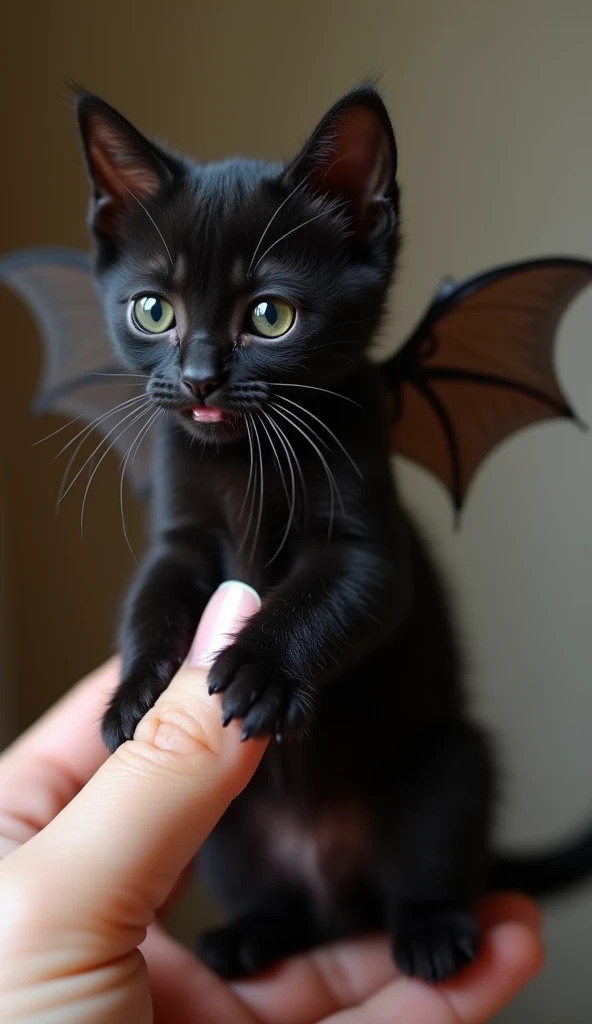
(270, 403, 344, 542)
(54, 393, 148, 463)
(265, 408, 308, 525)
(247, 171, 313, 277)
(252, 201, 348, 275)
(257, 412, 290, 505)
(239, 414, 255, 521)
(260, 410, 296, 566)
(74, 371, 149, 379)
(266, 381, 362, 408)
(119, 407, 162, 560)
(239, 413, 259, 555)
(36, 391, 144, 451)
(56, 395, 149, 503)
(274, 395, 364, 480)
(250, 416, 265, 561)
(89, 381, 148, 388)
(270, 401, 330, 453)
(130, 408, 163, 477)
(80, 402, 151, 537)
(116, 178, 174, 267)
(59, 398, 152, 506)
(33, 416, 83, 446)
(56, 396, 149, 505)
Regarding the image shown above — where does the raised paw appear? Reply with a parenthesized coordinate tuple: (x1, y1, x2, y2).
(206, 642, 313, 741)
(101, 676, 167, 752)
(392, 903, 479, 983)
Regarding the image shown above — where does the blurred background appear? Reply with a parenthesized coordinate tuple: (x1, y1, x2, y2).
(1, 1, 591, 1019)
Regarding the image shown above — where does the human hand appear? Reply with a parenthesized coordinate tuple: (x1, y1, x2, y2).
(0, 583, 543, 1024)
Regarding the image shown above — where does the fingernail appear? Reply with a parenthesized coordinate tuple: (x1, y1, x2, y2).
(189, 581, 261, 668)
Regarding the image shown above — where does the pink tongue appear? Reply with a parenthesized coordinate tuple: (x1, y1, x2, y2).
(192, 406, 227, 423)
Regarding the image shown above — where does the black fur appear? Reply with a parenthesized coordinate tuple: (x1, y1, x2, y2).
(75, 86, 515, 983)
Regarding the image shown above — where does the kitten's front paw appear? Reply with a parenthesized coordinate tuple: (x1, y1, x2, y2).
(207, 643, 313, 740)
(197, 922, 279, 979)
(392, 903, 479, 983)
(101, 676, 166, 752)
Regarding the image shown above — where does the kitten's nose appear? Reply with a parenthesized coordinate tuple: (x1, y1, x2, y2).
(182, 338, 224, 400)
(182, 370, 221, 400)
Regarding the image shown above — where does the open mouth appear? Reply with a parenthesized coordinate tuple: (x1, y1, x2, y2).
(181, 406, 232, 425)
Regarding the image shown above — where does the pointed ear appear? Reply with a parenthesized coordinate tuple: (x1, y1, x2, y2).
(284, 87, 398, 242)
(75, 93, 178, 242)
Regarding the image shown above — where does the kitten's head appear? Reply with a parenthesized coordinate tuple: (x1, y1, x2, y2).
(76, 86, 399, 443)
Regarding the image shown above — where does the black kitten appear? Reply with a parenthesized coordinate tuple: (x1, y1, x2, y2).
(76, 86, 495, 983)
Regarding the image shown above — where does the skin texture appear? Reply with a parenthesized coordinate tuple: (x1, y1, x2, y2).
(0, 654, 543, 1024)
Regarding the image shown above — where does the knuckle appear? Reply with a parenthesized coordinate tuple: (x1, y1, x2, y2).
(128, 702, 222, 763)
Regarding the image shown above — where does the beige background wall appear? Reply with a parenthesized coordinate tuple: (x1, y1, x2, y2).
(1, 2, 591, 1019)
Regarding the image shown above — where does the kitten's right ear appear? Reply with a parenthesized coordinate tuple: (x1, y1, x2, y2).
(75, 93, 179, 242)
(283, 86, 398, 244)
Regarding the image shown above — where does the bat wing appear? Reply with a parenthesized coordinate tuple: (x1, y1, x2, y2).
(381, 258, 592, 518)
(0, 246, 152, 497)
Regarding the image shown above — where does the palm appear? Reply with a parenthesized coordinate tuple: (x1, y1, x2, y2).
(145, 893, 542, 1024)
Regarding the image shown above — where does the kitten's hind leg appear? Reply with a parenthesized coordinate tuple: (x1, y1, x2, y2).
(380, 720, 495, 983)
(196, 887, 323, 979)
(102, 541, 216, 752)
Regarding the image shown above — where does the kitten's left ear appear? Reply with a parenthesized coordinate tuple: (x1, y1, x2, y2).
(75, 92, 180, 243)
(284, 86, 398, 242)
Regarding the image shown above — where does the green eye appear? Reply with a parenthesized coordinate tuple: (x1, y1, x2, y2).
(248, 298, 295, 338)
(133, 295, 175, 334)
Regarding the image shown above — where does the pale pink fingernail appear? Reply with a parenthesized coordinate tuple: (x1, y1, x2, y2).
(189, 581, 261, 668)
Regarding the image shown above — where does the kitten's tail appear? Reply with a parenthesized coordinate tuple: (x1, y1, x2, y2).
(492, 821, 592, 898)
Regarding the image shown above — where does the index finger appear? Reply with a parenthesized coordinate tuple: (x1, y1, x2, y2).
(0, 658, 117, 855)
(4, 661, 267, 956)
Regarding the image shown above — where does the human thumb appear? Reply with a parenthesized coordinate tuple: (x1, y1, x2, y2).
(1, 581, 265, 966)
